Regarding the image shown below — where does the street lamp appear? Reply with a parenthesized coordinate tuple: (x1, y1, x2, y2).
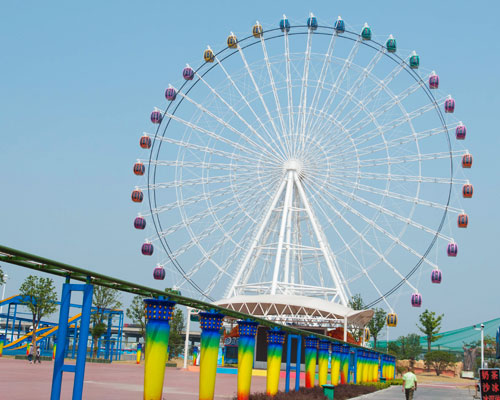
(473, 324, 485, 369)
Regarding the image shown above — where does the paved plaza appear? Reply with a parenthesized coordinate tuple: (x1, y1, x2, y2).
(0, 358, 475, 399)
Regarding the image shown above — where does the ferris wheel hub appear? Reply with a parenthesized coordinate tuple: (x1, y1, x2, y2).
(283, 158, 304, 176)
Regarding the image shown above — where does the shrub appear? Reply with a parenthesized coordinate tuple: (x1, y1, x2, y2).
(424, 350, 457, 376)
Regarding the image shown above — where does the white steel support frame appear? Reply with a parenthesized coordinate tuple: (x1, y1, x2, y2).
(227, 168, 349, 306)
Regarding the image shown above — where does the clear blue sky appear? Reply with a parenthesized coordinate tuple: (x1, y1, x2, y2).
(0, 0, 498, 338)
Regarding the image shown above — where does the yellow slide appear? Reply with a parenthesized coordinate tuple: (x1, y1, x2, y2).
(4, 326, 52, 349)
(6, 313, 82, 350)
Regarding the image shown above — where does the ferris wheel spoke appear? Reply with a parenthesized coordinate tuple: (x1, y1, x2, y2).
(309, 193, 395, 311)
(175, 90, 282, 162)
(335, 61, 406, 130)
(329, 170, 467, 186)
(329, 176, 463, 213)
(161, 110, 274, 161)
(147, 185, 235, 217)
(297, 26, 313, 153)
(284, 29, 295, 144)
(162, 188, 269, 269)
(309, 38, 362, 134)
(320, 83, 435, 155)
(317, 178, 454, 242)
(314, 179, 440, 270)
(307, 185, 418, 293)
(305, 31, 337, 130)
(335, 124, 454, 160)
(145, 171, 258, 191)
(194, 69, 286, 161)
(337, 87, 440, 149)
(154, 135, 276, 166)
(343, 149, 467, 168)
(148, 160, 255, 173)
(235, 44, 291, 157)
(155, 178, 272, 245)
(259, 35, 289, 150)
(177, 189, 269, 284)
(321, 50, 385, 134)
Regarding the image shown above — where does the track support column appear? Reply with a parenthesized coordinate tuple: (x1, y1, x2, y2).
(236, 320, 258, 400)
(304, 336, 318, 387)
(318, 340, 330, 387)
(143, 298, 176, 400)
(266, 328, 285, 396)
(199, 311, 224, 400)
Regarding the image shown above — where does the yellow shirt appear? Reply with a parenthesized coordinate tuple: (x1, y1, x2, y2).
(403, 372, 417, 389)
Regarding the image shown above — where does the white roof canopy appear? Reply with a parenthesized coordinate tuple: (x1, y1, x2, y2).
(214, 294, 374, 328)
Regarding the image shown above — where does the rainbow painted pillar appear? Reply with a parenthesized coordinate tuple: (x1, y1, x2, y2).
(136, 343, 142, 365)
(340, 344, 350, 384)
(143, 298, 176, 400)
(199, 311, 224, 400)
(318, 340, 330, 387)
(266, 328, 286, 396)
(330, 343, 341, 385)
(236, 320, 259, 400)
(0, 335, 5, 357)
(304, 336, 318, 388)
(372, 352, 380, 382)
(362, 350, 369, 383)
(193, 346, 199, 366)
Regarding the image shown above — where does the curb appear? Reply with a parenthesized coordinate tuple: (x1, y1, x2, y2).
(350, 386, 398, 399)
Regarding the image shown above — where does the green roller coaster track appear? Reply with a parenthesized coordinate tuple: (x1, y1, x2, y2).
(0, 243, 381, 352)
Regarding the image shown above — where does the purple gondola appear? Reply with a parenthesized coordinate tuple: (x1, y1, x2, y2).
(142, 242, 154, 256)
(134, 217, 146, 230)
(447, 242, 458, 257)
(431, 270, 442, 284)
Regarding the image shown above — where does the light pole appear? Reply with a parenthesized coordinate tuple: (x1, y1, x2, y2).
(0, 274, 8, 315)
(473, 324, 485, 368)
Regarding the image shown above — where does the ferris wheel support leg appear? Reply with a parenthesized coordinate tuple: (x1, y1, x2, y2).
(227, 179, 287, 298)
(294, 173, 349, 305)
(271, 172, 294, 295)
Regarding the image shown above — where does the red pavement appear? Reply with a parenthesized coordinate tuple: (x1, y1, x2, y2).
(0, 358, 292, 399)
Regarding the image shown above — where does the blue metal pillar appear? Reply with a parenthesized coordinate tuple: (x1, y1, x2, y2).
(285, 335, 293, 392)
(4, 303, 10, 339)
(50, 281, 93, 400)
(295, 334, 302, 392)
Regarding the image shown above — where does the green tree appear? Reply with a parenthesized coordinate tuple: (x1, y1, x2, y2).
(0, 266, 4, 284)
(417, 309, 443, 352)
(391, 334, 423, 360)
(424, 350, 456, 376)
(19, 275, 58, 349)
(167, 308, 185, 359)
(126, 295, 146, 343)
(91, 286, 122, 357)
(348, 294, 365, 342)
(368, 308, 387, 349)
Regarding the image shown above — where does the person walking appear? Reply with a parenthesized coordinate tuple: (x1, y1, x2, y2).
(35, 345, 41, 364)
(28, 344, 35, 364)
(402, 367, 418, 400)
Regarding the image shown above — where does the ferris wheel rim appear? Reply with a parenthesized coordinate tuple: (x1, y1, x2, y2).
(145, 21, 455, 305)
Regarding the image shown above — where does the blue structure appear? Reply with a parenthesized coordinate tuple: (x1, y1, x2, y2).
(284, 334, 302, 392)
(51, 281, 93, 400)
(0, 294, 123, 360)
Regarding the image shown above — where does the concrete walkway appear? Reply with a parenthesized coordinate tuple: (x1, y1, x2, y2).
(352, 384, 474, 399)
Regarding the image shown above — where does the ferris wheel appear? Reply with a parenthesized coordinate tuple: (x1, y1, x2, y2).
(131, 14, 472, 320)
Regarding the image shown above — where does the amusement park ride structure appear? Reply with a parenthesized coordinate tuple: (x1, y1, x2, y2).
(133, 14, 472, 328)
